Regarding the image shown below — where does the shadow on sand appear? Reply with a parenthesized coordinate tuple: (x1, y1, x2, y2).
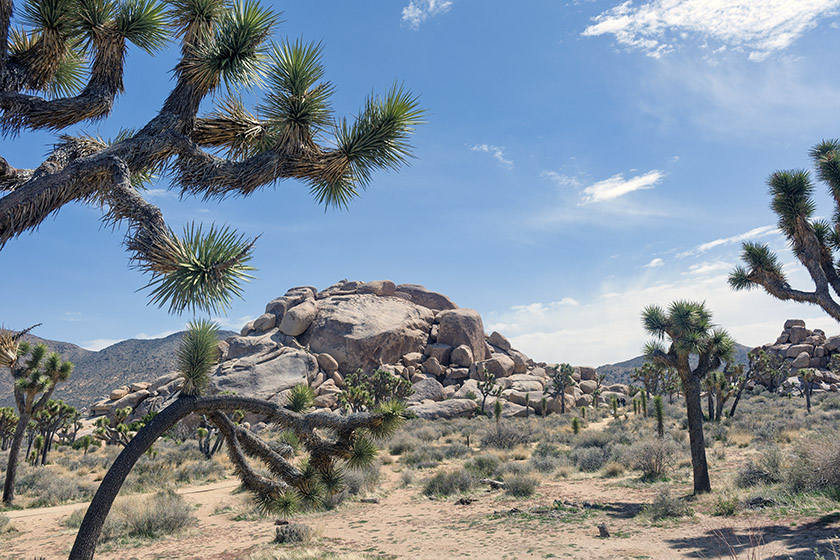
(665, 512, 840, 559)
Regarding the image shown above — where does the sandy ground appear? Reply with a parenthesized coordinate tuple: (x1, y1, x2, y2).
(2, 420, 840, 560)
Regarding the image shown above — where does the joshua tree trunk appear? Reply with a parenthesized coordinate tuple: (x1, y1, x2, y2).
(3, 411, 29, 504)
(805, 380, 813, 413)
(70, 394, 391, 559)
(706, 390, 714, 422)
(714, 392, 725, 422)
(684, 376, 711, 494)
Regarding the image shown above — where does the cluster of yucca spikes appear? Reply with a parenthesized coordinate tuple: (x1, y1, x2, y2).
(729, 140, 840, 321)
(174, 320, 405, 518)
(0, 0, 424, 315)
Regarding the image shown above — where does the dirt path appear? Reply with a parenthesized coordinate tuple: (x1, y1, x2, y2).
(2, 458, 839, 559)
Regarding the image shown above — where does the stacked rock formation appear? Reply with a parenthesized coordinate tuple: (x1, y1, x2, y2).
(756, 319, 840, 391)
(86, 280, 631, 421)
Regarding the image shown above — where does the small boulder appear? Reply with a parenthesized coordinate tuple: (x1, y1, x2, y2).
(578, 366, 597, 381)
(279, 299, 318, 337)
(409, 378, 447, 403)
(488, 331, 512, 353)
(422, 356, 446, 376)
(450, 344, 474, 368)
(317, 353, 339, 374)
(109, 388, 129, 401)
(424, 343, 453, 365)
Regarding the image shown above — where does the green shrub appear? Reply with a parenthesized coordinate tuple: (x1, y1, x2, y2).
(571, 447, 608, 472)
(480, 425, 530, 450)
(529, 454, 562, 474)
(387, 434, 419, 456)
(532, 442, 563, 458)
(504, 475, 538, 498)
(464, 454, 500, 478)
(273, 522, 313, 544)
(645, 487, 691, 520)
(712, 493, 738, 516)
(423, 469, 474, 497)
(102, 491, 196, 542)
(628, 438, 679, 481)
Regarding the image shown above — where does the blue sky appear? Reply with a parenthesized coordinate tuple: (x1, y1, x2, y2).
(5, 0, 840, 366)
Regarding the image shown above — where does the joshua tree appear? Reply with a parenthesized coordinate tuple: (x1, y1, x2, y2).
(631, 361, 664, 416)
(69, 319, 406, 559)
(0, 0, 423, 316)
(0, 406, 18, 450)
(33, 398, 78, 464)
(94, 406, 134, 447)
(642, 300, 734, 494)
(548, 363, 575, 414)
(0, 327, 73, 504)
(476, 368, 501, 416)
(729, 140, 840, 321)
(338, 368, 413, 413)
(799, 368, 817, 413)
(653, 395, 664, 437)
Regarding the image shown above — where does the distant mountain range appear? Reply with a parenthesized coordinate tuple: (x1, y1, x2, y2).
(0, 330, 234, 408)
(0, 330, 752, 408)
(596, 342, 753, 385)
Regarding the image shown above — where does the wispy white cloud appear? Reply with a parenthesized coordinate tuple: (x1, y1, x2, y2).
(644, 258, 664, 268)
(401, 0, 453, 30)
(135, 329, 179, 340)
(541, 170, 581, 188)
(82, 338, 123, 351)
(678, 225, 778, 257)
(583, 0, 840, 60)
(62, 311, 83, 322)
(470, 144, 514, 169)
(144, 188, 174, 199)
(581, 170, 663, 203)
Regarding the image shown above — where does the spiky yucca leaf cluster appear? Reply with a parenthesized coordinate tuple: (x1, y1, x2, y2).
(177, 319, 220, 396)
(642, 300, 734, 378)
(142, 223, 256, 315)
(730, 140, 840, 321)
(284, 383, 314, 413)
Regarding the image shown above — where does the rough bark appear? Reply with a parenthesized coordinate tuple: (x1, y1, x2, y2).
(684, 376, 711, 494)
(2, 411, 29, 504)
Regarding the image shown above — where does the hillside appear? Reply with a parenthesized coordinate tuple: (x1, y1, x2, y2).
(0, 330, 235, 408)
(596, 342, 753, 385)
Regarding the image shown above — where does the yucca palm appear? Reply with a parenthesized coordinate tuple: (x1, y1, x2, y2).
(0, 325, 73, 504)
(0, 0, 424, 315)
(69, 321, 406, 559)
(730, 140, 840, 321)
(642, 300, 734, 494)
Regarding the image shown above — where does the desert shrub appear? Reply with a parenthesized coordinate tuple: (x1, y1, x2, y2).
(494, 461, 533, 479)
(0, 513, 9, 531)
(480, 425, 530, 450)
(16, 467, 97, 507)
(400, 445, 446, 468)
(644, 486, 691, 520)
(787, 436, 840, 493)
(273, 522, 313, 544)
(62, 508, 85, 529)
(602, 462, 626, 478)
(571, 447, 608, 472)
(387, 434, 419, 456)
(102, 491, 196, 542)
(735, 447, 784, 488)
(408, 423, 445, 443)
(529, 454, 563, 474)
(400, 470, 415, 486)
(532, 441, 563, 458)
(175, 458, 225, 483)
(423, 469, 474, 497)
(712, 492, 739, 516)
(441, 443, 470, 459)
(344, 464, 381, 496)
(627, 438, 679, 481)
(464, 454, 501, 478)
(505, 475, 538, 498)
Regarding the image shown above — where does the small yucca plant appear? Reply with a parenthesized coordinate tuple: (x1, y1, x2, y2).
(177, 319, 220, 396)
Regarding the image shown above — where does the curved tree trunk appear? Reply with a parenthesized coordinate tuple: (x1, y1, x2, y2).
(684, 376, 711, 494)
(2, 411, 29, 504)
(68, 398, 198, 559)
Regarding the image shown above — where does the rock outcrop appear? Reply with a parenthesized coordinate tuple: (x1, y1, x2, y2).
(754, 319, 840, 393)
(85, 280, 629, 421)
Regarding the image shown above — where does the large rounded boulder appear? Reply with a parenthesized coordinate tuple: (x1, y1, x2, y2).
(299, 294, 435, 374)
